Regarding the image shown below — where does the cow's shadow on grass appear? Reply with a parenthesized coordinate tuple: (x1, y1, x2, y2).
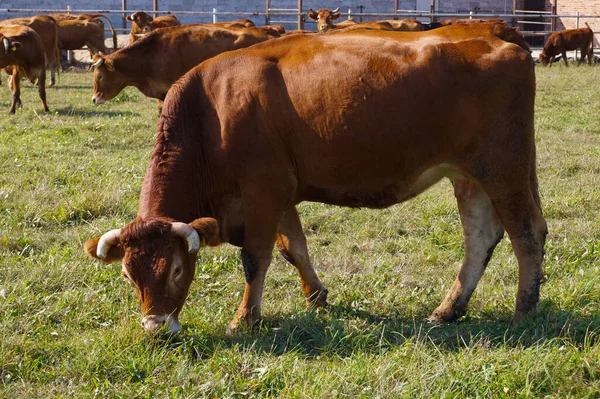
(54, 107, 140, 118)
(161, 300, 600, 359)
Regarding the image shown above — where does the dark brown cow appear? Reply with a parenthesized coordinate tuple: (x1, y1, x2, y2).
(50, 13, 118, 56)
(85, 24, 547, 334)
(0, 16, 60, 86)
(377, 19, 423, 31)
(90, 24, 277, 106)
(126, 11, 181, 44)
(0, 25, 49, 113)
(539, 28, 594, 67)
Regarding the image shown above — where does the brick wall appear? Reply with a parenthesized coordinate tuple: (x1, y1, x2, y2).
(555, 0, 600, 46)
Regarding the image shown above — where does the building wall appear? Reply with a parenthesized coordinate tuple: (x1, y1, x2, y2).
(554, 0, 600, 46)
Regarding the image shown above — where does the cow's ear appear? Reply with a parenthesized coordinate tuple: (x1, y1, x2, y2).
(84, 237, 124, 264)
(332, 12, 341, 20)
(126, 15, 133, 22)
(104, 57, 115, 72)
(189, 218, 221, 247)
(307, 9, 318, 21)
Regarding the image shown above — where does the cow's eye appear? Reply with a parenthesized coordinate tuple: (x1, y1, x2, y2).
(173, 266, 182, 277)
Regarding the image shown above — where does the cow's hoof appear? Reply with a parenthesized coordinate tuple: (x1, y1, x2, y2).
(307, 288, 328, 308)
(427, 306, 466, 324)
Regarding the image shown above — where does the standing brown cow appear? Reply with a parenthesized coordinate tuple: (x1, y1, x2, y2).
(85, 24, 546, 335)
(50, 13, 118, 57)
(0, 25, 49, 113)
(0, 16, 60, 86)
(90, 24, 278, 106)
(126, 11, 180, 44)
(539, 28, 594, 67)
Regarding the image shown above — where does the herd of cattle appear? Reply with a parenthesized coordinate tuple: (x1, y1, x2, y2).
(0, 9, 595, 334)
(0, 9, 595, 115)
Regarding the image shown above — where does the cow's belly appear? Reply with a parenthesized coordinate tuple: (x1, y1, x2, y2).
(299, 164, 466, 208)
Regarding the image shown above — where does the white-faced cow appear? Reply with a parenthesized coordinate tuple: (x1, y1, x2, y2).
(85, 24, 547, 334)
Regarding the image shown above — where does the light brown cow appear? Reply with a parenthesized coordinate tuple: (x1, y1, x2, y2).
(91, 24, 278, 107)
(85, 24, 546, 334)
(50, 13, 118, 57)
(212, 19, 256, 28)
(439, 18, 505, 26)
(539, 28, 594, 67)
(126, 11, 181, 44)
(0, 25, 49, 113)
(307, 8, 356, 32)
(0, 16, 60, 86)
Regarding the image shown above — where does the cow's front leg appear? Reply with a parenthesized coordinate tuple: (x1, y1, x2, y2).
(8, 68, 20, 114)
(229, 249, 273, 331)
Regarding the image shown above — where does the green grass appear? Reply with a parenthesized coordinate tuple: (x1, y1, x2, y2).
(1, 65, 600, 397)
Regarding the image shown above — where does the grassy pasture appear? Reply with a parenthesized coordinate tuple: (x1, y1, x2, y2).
(0, 65, 600, 397)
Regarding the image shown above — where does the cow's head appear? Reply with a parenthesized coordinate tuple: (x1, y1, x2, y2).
(84, 218, 221, 333)
(0, 36, 21, 67)
(307, 8, 340, 32)
(539, 51, 551, 66)
(90, 53, 123, 104)
(126, 11, 154, 33)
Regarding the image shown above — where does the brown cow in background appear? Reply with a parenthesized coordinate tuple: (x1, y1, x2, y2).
(377, 19, 423, 31)
(0, 25, 49, 113)
(539, 28, 594, 67)
(91, 24, 279, 106)
(126, 11, 181, 44)
(307, 8, 357, 32)
(50, 13, 117, 57)
(0, 16, 60, 86)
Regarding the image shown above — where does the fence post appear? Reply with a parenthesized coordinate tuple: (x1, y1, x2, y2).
(430, 0, 435, 23)
(153, 0, 158, 19)
(575, 11, 580, 61)
(122, 0, 127, 29)
(347, 9, 352, 21)
(67, 5, 73, 66)
(393, 0, 398, 20)
(469, 10, 473, 20)
(213, 8, 217, 23)
(551, 0, 557, 32)
(512, 0, 516, 27)
(298, 0, 303, 30)
(265, 0, 270, 25)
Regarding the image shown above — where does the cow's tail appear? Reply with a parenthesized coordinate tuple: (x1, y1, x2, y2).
(98, 15, 118, 51)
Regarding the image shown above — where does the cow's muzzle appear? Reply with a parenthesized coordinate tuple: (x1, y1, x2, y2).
(141, 314, 181, 334)
(92, 94, 105, 105)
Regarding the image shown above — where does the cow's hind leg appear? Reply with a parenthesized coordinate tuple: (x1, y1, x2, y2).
(276, 207, 328, 307)
(486, 186, 547, 323)
(428, 179, 504, 323)
(37, 69, 49, 113)
(8, 68, 20, 114)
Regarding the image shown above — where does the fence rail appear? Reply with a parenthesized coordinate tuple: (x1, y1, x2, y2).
(1, 7, 599, 42)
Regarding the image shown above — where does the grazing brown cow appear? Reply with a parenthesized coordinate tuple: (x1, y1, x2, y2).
(0, 25, 49, 113)
(377, 19, 423, 31)
(50, 13, 118, 56)
(91, 24, 277, 107)
(0, 16, 60, 86)
(126, 11, 181, 44)
(539, 28, 594, 67)
(85, 24, 546, 334)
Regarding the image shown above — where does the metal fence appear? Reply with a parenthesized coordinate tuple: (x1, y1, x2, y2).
(1, 7, 599, 46)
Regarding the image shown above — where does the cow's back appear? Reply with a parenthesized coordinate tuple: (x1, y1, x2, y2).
(164, 29, 534, 207)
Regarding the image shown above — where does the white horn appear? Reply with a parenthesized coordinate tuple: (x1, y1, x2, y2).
(91, 57, 104, 68)
(332, 7, 340, 12)
(97, 229, 122, 258)
(171, 222, 201, 253)
(2, 38, 9, 53)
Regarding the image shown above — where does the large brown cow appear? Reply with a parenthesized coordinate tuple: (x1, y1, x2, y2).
(90, 24, 277, 106)
(126, 11, 181, 44)
(539, 28, 594, 67)
(85, 24, 547, 334)
(0, 25, 49, 113)
(50, 13, 118, 57)
(0, 16, 60, 86)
